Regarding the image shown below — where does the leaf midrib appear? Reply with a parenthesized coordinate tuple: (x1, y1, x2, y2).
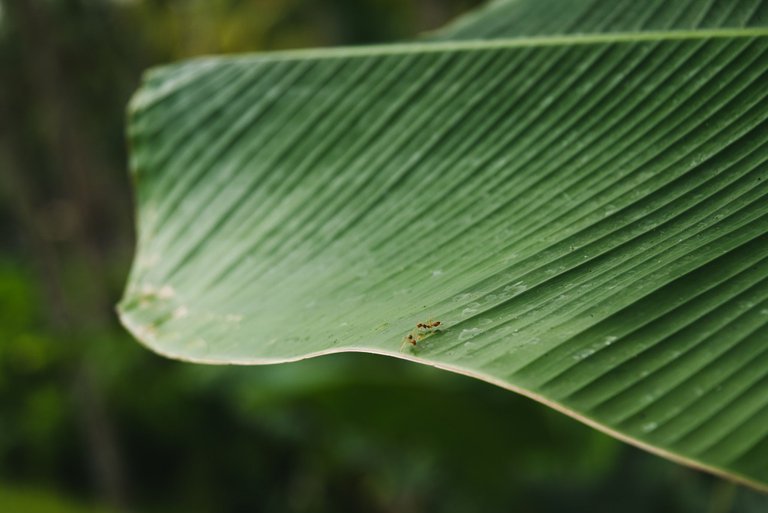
(165, 28, 768, 64)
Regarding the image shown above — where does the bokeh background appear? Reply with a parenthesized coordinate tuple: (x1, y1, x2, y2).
(1, 1, 768, 512)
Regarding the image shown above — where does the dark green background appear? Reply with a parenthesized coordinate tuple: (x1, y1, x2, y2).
(1, 1, 767, 511)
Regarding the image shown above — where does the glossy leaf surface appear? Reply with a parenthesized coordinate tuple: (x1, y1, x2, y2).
(120, 0, 768, 490)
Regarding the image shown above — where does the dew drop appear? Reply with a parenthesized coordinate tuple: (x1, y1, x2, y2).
(458, 328, 482, 341)
(158, 285, 175, 299)
(503, 281, 528, 295)
(572, 348, 595, 361)
(172, 306, 189, 320)
(461, 302, 481, 317)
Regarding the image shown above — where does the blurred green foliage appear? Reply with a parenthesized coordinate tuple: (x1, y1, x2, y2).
(0, 483, 113, 513)
(1, 0, 768, 512)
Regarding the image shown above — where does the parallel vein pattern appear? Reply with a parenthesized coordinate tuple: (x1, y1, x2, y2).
(438, 0, 768, 40)
(121, 11, 768, 493)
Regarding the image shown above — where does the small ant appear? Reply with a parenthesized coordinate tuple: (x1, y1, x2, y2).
(400, 320, 442, 352)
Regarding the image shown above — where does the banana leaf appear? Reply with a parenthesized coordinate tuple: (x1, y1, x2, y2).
(120, 0, 768, 491)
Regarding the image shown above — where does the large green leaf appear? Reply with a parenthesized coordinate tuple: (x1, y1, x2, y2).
(120, 0, 768, 491)
(438, 0, 768, 39)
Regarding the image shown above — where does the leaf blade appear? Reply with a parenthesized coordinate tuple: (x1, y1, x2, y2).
(121, 18, 768, 491)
